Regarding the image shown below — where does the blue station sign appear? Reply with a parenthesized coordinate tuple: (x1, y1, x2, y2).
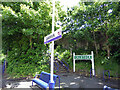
(44, 29, 62, 44)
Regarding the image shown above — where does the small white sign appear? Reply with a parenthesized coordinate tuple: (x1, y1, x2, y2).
(44, 29, 62, 44)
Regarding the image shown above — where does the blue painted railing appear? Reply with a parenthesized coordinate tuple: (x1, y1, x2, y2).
(2, 60, 6, 74)
(46, 54, 59, 72)
(47, 53, 69, 73)
(54, 59, 59, 72)
(103, 70, 110, 81)
(56, 53, 69, 72)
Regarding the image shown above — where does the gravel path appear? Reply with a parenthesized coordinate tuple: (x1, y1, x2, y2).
(1, 72, 120, 90)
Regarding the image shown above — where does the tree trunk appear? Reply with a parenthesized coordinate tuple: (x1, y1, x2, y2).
(93, 31, 98, 56)
(70, 48, 72, 56)
(37, 34, 40, 44)
(105, 22, 110, 58)
(106, 33, 110, 58)
(30, 36, 32, 49)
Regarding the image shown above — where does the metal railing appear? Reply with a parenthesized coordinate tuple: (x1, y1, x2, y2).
(47, 53, 69, 73)
(103, 70, 110, 81)
(55, 53, 69, 72)
(2, 60, 6, 74)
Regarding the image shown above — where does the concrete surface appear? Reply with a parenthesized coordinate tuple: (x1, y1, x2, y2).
(1, 72, 120, 90)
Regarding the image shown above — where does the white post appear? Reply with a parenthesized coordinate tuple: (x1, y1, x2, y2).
(50, 0, 55, 84)
(91, 51, 95, 76)
(73, 53, 75, 72)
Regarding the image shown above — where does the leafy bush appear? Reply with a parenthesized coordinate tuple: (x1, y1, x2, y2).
(55, 48, 72, 67)
(95, 55, 120, 77)
(0, 51, 6, 64)
(5, 44, 50, 78)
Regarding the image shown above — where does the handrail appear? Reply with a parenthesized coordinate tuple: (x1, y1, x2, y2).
(61, 59, 69, 72)
(56, 53, 69, 72)
(103, 70, 110, 81)
(54, 59, 59, 72)
(46, 52, 69, 72)
(46, 53, 59, 72)
(2, 60, 6, 74)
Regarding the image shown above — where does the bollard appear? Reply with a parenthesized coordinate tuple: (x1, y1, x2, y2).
(49, 80, 55, 90)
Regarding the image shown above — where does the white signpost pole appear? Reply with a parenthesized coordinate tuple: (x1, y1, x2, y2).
(91, 51, 95, 76)
(49, 0, 55, 89)
(73, 53, 75, 72)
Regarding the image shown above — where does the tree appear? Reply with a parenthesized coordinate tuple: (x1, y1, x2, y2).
(1, 0, 66, 77)
(60, 2, 120, 62)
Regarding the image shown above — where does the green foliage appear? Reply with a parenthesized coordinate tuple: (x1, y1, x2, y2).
(75, 61, 91, 72)
(1, 1, 119, 79)
(54, 2, 120, 78)
(55, 47, 73, 68)
(62, 2, 119, 59)
(60, 50, 71, 64)
(1, 1, 64, 78)
(60, 2, 120, 77)
(92, 54, 120, 77)
(0, 51, 5, 64)
(6, 45, 50, 78)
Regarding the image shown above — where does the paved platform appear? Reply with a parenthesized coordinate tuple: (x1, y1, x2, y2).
(1, 73, 120, 90)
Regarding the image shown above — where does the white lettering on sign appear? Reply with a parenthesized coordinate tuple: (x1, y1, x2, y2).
(74, 55, 92, 60)
(73, 51, 95, 76)
(44, 29, 62, 44)
(46, 34, 55, 41)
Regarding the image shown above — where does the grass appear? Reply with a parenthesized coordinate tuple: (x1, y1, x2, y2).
(74, 56, 120, 78)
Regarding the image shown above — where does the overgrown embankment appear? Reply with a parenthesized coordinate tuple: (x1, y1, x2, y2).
(1, 2, 120, 79)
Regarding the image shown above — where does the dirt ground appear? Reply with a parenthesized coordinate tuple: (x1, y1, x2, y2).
(1, 72, 120, 90)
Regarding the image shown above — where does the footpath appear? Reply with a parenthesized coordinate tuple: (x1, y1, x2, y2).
(1, 72, 120, 90)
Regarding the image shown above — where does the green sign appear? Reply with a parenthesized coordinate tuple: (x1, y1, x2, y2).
(74, 55, 92, 60)
(73, 51, 95, 76)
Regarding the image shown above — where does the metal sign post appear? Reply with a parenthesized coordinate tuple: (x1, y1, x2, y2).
(91, 51, 95, 76)
(44, 0, 62, 89)
(73, 51, 95, 76)
(49, 0, 55, 89)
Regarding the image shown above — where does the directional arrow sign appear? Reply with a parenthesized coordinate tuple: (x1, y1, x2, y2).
(44, 29, 62, 44)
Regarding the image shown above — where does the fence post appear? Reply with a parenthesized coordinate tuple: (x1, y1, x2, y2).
(91, 51, 95, 76)
(73, 53, 75, 72)
(103, 70, 110, 81)
(90, 69, 95, 78)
